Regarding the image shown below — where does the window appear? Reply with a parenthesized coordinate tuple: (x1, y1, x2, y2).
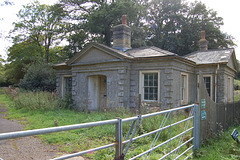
(65, 77, 72, 95)
(144, 73, 158, 100)
(181, 73, 188, 104)
(62, 76, 72, 97)
(139, 71, 160, 101)
(203, 76, 211, 97)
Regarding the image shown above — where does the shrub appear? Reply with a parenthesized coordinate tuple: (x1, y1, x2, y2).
(19, 63, 56, 92)
(58, 93, 75, 110)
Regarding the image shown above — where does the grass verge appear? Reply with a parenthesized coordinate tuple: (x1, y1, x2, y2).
(1, 88, 193, 159)
(194, 125, 240, 160)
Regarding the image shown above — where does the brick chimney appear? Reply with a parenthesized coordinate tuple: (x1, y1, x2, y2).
(112, 15, 131, 51)
(198, 30, 208, 51)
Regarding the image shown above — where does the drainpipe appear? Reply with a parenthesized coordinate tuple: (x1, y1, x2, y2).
(215, 64, 220, 102)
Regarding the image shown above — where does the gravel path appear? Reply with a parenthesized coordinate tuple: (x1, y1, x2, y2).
(0, 106, 84, 160)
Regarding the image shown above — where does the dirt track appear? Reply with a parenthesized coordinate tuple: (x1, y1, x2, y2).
(0, 106, 84, 160)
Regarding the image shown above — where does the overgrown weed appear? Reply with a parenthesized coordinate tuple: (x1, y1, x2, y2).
(1, 88, 193, 159)
(3, 87, 73, 111)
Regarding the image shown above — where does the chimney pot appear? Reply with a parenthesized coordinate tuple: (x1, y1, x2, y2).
(198, 30, 208, 51)
(201, 30, 205, 39)
(122, 15, 127, 25)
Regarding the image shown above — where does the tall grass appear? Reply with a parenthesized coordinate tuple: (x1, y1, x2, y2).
(4, 88, 73, 111)
(2, 88, 193, 159)
(13, 91, 59, 110)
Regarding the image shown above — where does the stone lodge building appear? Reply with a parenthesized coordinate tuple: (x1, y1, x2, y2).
(53, 16, 238, 110)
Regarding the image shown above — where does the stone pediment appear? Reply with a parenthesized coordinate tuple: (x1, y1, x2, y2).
(67, 42, 130, 65)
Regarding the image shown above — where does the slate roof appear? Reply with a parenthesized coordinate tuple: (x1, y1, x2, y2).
(184, 48, 235, 65)
(97, 43, 177, 58)
(95, 43, 132, 58)
(126, 46, 177, 58)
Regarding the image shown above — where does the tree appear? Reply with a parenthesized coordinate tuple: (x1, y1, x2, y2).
(60, 0, 148, 51)
(19, 63, 56, 92)
(146, 0, 235, 55)
(0, 56, 7, 86)
(147, 0, 187, 54)
(178, 1, 235, 55)
(5, 40, 42, 84)
(5, 38, 69, 84)
(10, 1, 67, 63)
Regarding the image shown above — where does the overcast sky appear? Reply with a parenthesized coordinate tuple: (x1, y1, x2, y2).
(0, 0, 239, 60)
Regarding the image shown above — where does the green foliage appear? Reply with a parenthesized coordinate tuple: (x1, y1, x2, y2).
(147, 0, 235, 55)
(0, 57, 8, 86)
(194, 126, 240, 160)
(19, 64, 56, 92)
(62, 29, 88, 58)
(5, 40, 43, 84)
(9, 0, 67, 63)
(86, 0, 146, 46)
(235, 60, 240, 80)
(60, 0, 235, 56)
(234, 90, 240, 102)
(234, 79, 240, 90)
(58, 93, 75, 110)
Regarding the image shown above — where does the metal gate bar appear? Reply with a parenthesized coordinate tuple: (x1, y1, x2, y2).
(159, 137, 194, 160)
(52, 143, 115, 160)
(175, 145, 194, 160)
(174, 107, 194, 158)
(123, 115, 142, 155)
(129, 127, 193, 160)
(0, 119, 118, 140)
(0, 104, 199, 160)
(122, 120, 136, 151)
(122, 116, 193, 145)
(146, 112, 171, 159)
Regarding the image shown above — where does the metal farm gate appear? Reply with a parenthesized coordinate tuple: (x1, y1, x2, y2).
(0, 104, 199, 159)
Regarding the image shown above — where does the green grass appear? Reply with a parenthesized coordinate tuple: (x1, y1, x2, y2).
(0, 88, 193, 159)
(194, 126, 240, 160)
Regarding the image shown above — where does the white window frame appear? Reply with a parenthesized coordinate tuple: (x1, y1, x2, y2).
(203, 74, 213, 100)
(180, 73, 188, 105)
(139, 70, 160, 102)
(61, 75, 72, 97)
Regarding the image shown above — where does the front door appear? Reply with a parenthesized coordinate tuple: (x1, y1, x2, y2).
(88, 75, 107, 110)
(99, 75, 107, 109)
